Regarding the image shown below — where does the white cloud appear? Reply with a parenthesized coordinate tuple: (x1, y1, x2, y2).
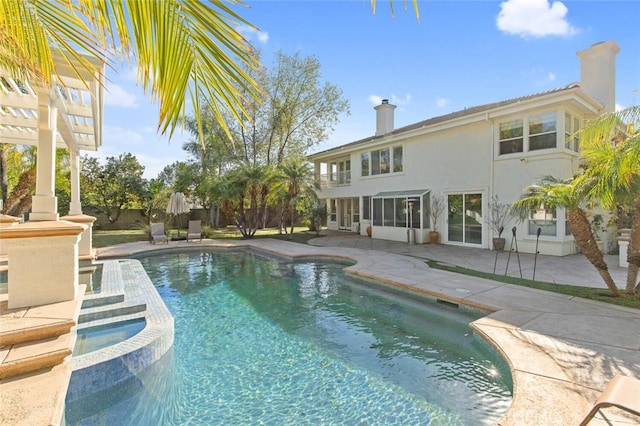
(436, 98, 450, 108)
(102, 125, 146, 147)
(548, 72, 556, 82)
(368, 94, 412, 106)
(497, 0, 577, 38)
(237, 24, 269, 44)
(104, 83, 137, 108)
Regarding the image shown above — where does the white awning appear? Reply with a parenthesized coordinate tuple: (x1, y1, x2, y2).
(372, 189, 430, 198)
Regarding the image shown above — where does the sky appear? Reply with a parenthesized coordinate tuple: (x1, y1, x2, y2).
(92, 0, 640, 178)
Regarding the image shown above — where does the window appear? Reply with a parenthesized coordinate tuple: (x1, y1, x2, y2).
(362, 196, 371, 220)
(565, 113, 582, 152)
(529, 207, 557, 236)
(353, 198, 360, 223)
(529, 112, 557, 151)
(361, 152, 370, 177)
(498, 112, 558, 155)
(383, 198, 395, 226)
(372, 199, 382, 226)
(380, 148, 390, 174)
(361, 145, 403, 176)
(393, 146, 403, 172)
(499, 119, 523, 154)
(330, 199, 337, 222)
(371, 150, 380, 175)
(394, 198, 406, 227)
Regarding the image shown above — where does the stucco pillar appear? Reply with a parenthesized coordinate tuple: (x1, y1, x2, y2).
(0, 220, 86, 309)
(30, 87, 59, 222)
(0, 214, 22, 255)
(60, 214, 96, 260)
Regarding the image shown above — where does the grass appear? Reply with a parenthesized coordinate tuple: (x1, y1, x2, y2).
(93, 226, 319, 248)
(426, 259, 640, 309)
(93, 228, 639, 309)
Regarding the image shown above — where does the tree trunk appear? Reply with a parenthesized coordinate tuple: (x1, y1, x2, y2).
(568, 208, 620, 296)
(0, 144, 7, 211)
(625, 195, 640, 294)
(4, 169, 36, 216)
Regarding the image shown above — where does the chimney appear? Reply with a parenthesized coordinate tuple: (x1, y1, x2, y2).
(374, 99, 396, 136)
(577, 41, 620, 113)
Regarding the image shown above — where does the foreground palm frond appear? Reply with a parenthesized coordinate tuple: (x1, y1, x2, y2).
(1, 0, 261, 141)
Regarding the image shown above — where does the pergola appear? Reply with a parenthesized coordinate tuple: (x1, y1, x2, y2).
(0, 54, 104, 219)
(0, 55, 105, 309)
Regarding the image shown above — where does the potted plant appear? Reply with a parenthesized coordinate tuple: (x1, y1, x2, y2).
(487, 195, 514, 251)
(428, 194, 445, 244)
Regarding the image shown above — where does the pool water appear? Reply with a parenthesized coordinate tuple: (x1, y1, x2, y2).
(73, 318, 146, 355)
(65, 250, 512, 425)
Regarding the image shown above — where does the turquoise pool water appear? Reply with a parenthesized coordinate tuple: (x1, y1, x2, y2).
(65, 250, 512, 425)
(73, 318, 146, 355)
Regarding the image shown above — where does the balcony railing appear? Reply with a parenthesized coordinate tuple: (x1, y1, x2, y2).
(319, 171, 351, 188)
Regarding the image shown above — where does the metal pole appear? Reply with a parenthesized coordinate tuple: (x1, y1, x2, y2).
(493, 226, 504, 274)
(533, 227, 542, 280)
(504, 227, 515, 276)
(513, 226, 522, 279)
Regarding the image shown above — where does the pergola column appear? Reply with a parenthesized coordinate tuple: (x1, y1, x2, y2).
(29, 87, 59, 221)
(69, 149, 82, 215)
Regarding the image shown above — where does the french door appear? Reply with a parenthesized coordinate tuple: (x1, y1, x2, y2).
(447, 193, 483, 245)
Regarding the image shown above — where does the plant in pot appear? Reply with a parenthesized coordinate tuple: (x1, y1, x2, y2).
(428, 194, 446, 244)
(487, 195, 514, 251)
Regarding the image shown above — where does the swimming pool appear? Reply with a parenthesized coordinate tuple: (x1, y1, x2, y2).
(65, 250, 512, 425)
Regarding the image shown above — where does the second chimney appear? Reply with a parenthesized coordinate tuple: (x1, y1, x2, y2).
(374, 99, 396, 136)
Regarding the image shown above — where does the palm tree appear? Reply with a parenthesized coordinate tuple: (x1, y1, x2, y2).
(273, 158, 319, 239)
(578, 106, 640, 294)
(2, 0, 261, 140)
(510, 176, 620, 296)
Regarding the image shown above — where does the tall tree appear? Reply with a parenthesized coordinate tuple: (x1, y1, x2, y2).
(229, 49, 350, 166)
(80, 153, 147, 224)
(2, 0, 261, 141)
(272, 158, 319, 239)
(511, 176, 620, 297)
(578, 105, 640, 294)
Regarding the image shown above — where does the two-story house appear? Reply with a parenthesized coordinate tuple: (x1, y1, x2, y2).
(309, 41, 619, 256)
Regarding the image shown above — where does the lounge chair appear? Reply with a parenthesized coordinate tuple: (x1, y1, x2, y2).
(187, 220, 202, 242)
(150, 222, 168, 244)
(579, 375, 640, 425)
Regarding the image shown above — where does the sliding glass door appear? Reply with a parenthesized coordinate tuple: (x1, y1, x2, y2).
(447, 193, 483, 245)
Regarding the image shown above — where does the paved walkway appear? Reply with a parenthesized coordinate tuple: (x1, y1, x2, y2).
(94, 235, 640, 425)
(308, 231, 629, 290)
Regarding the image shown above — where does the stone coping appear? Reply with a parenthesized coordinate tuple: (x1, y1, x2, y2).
(88, 239, 640, 424)
(0, 220, 87, 239)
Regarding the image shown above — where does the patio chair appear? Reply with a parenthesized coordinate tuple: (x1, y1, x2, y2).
(150, 222, 168, 245)
(579, 375, 640, 425)
(187, 220, 202, 242)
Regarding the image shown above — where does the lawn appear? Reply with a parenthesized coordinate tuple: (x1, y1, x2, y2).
(92, 226, 318, 248)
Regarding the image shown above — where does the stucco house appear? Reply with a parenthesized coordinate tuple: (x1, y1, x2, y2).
(310, 41, 619, 256)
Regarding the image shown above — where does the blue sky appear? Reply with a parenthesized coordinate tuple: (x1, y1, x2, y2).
(93, 0, 640, 178)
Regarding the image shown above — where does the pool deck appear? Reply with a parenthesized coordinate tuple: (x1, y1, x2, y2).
(2, 233, 638, 425)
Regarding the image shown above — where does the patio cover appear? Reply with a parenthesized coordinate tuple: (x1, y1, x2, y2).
(0, 53, 104, 152)
(372, 189, 430, 198)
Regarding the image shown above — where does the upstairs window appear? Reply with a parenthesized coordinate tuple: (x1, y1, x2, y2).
(565, 113, 582, 152)
(498, 112, 558, 156)
(499, 119, 523, 155)
(361, 152, 370, 176)
(529, 112, 557, 151)
(361, 145, 404, 176)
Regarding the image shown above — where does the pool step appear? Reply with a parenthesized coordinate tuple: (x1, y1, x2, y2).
(79, 301, 147, 324)
(0, 287, 84, 380)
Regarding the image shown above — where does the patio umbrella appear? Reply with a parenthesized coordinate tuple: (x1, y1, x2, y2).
(166, 192, 190, 236)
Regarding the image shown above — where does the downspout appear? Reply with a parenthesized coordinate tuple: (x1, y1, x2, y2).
(485, 112, 495, 247)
